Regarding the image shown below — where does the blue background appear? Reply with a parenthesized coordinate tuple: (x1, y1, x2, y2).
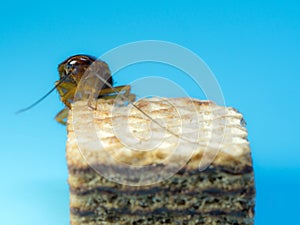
(1, 0, 299, 224)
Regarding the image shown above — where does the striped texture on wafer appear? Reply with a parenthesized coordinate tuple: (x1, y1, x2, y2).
(67, 98, 255, 225)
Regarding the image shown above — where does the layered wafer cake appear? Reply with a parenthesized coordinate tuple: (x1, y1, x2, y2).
(67, 98, 255, 225)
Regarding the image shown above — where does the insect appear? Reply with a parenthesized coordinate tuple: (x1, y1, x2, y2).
(55, 55, 135, 124)
(16, 54, 193, 144)
(16, 55, 135, 125)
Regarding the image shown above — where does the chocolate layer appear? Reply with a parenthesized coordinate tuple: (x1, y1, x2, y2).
(68, 163, 253, 176)
(70, 185, 255, 197)
(71, 207, 251, 217)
